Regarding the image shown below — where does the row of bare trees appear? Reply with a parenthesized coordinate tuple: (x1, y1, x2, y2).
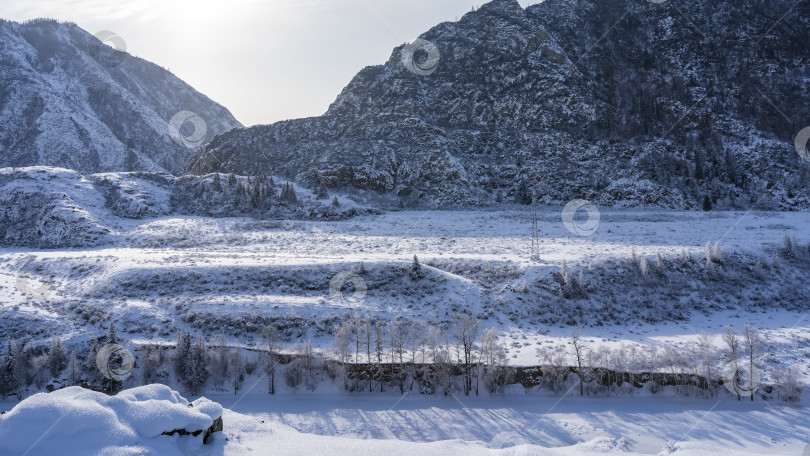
(0, 319, 802, 402)
(330, 313, 503, 396)
(540, 325, 800, 401)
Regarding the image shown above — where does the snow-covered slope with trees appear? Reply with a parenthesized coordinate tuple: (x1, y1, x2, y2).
(0, 167, 373, 247)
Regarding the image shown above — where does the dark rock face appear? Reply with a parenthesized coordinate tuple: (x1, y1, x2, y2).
(193, 0, 810, 209)
(0, 19, 243, 174)
(160, 415, 223, 444)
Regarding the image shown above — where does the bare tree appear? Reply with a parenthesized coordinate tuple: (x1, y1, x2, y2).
(453, 314, 479, 396)
(722, 325, 742, 401)
(261, 325, 281, 395)
(742, 325, 763, 401)
(333, 320, 353, 391)
(374, 321, 386, 392)
(695, 333, 718, 398)
(390, 320, 409, 393)
(228, 349, 245, 394)
(571, 327, 587, 396)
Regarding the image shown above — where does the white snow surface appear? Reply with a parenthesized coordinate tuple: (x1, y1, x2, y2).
(1, 386, 807, 455)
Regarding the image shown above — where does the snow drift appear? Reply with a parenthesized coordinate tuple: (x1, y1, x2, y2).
(0, 385, 222, 455)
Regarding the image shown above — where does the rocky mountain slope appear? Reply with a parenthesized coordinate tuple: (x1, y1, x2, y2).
(192, 0, 810, 209)
(0, 19, 242, 174)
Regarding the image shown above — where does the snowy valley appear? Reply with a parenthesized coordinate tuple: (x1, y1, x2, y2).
(1, 0, 810, 454)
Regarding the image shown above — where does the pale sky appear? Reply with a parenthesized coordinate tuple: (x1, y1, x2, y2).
(0, 0, 541, 126)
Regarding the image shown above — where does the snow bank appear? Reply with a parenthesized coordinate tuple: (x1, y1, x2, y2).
(0, 385, 222, 456)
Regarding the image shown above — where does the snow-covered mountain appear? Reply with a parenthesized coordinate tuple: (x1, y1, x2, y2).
(192, 0, 810, 209)
(0, 19, 243, 174)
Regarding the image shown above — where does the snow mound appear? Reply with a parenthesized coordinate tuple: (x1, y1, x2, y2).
(0, 385, 222, 456)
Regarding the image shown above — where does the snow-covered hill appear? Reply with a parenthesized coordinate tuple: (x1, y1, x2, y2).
(0, 19, 243, 174)
(0, 167, 374, 248)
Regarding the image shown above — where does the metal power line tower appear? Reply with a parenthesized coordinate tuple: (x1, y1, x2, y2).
(531, 196, 540, 260)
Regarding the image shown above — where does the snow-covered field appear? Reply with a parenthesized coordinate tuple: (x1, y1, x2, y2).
(1, 209, 809, 455)
(2, 383, 809, 455)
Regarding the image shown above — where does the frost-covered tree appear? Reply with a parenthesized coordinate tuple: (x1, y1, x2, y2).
(333, 320, 353, 390)
(695, 333, 718, 398)
(210, 333, 229, 391)
(374, 321, 387, 392)
(480, 328, 509, 394)
(772, 366, 801, 402)
(141, 346, 164, 385)
(539, 344, 568, 394)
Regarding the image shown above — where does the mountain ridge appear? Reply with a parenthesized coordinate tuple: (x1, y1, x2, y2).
(192, 0, 810, 210)
(0, 18, 243, 174)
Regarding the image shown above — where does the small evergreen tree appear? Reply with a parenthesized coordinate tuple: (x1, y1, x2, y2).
(67, 350, 79, 386)
(279, 182, 298, 204)
(409, 255, 424, 280)
(174, 330, 192, 386)
(107, 322, 118, 345)
(186, 336, 208, 395)
(48, 338, 67, 378)
(702, 195, 712, 211)
(85, 338, 104, 389)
